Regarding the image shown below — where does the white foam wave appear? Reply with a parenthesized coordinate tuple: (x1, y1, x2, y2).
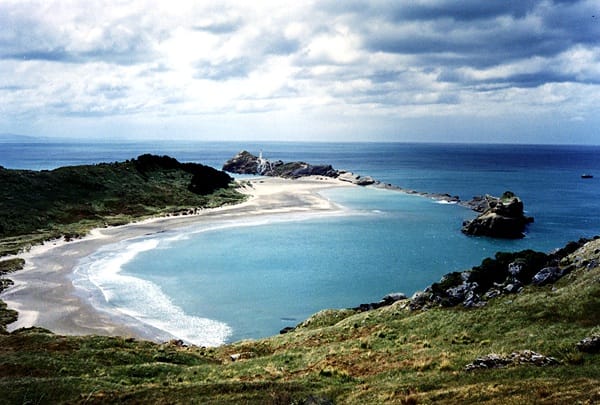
(72, 209, 358, 346)
(73, 238, 231, 346)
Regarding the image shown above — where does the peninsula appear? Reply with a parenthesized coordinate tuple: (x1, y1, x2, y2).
(224, 150, 534, 238)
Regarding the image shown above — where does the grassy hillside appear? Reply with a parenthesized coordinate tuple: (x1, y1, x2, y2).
(1, 238, 598, 404)
(0, 156, 598, 403)
(0, 154, 244, 256)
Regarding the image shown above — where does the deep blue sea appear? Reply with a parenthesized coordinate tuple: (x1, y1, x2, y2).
(2, 141, 599, 344)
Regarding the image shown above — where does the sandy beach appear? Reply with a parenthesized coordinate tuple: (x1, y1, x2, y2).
(1, 176, 351, 342)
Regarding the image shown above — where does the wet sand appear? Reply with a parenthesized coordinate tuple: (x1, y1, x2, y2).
(1, 176, 351, 342)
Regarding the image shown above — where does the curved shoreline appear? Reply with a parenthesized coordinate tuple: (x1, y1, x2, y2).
(1, 176, 352, 343)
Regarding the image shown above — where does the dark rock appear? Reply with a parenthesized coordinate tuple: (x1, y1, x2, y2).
(508, 261, 525, 277)
(355, 175, 376, 186)
(0, 278, 14, 294)
(531, 266, 562, 286)
(407, 238, 600, 313)
(483, 288, 502, 299)
(465, 350, 558, 371)
(408, 291, 432, 311)
(463, 289, 485, 308)
(352, 292, 408, 312)
(289, 164, 337, 178)
(503, 281, 523, 294)
(382, 292, 407, 303)
(337, 171, 376, 186)
(465, 353, 513, 371)
(166, 339, 187, 347)
(461, 191, 534, 239)
(223, 151, 338, 179)
(577, 336, 600, 353)
(462, 195, 492, 212)
(222, 151, 260, 174)
(280, 326, 295, 334)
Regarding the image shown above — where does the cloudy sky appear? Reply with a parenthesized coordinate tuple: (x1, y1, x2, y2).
(1, 0, 599, 143)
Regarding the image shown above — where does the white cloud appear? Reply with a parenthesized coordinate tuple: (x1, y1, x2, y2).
(0, 0, 598, 143)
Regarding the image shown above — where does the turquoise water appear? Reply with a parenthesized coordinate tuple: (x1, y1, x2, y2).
(4, 141, 599, 345)
(74, 186, 575, 344)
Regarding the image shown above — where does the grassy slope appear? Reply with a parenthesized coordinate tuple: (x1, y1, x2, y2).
(1, 239, 598, 404)
(0, 157, 598, 403)
(0, 155, 244, 256)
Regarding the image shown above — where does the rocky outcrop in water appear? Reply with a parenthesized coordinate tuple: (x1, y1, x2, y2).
(461, 192, 534, 239)
(222, 151, 262, 174)
(224, 152, 536, 240)
(222, 151, 337, 179)
(337, 171, 376, 186)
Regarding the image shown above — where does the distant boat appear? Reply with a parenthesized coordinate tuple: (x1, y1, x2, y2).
(581, 174, 594, 179)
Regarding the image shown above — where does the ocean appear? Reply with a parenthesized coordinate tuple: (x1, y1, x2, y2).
(2, 141, 599, 345)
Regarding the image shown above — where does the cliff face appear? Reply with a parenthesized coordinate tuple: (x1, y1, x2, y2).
(461, 192, 534, 239)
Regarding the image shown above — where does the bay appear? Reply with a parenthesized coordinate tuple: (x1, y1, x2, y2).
(3, 141, 599, 344)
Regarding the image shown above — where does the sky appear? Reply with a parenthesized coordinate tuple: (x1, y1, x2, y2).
(1, 0, 599, 144)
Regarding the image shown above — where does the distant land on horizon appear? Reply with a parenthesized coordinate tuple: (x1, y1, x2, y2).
(0, 133, 41, 143)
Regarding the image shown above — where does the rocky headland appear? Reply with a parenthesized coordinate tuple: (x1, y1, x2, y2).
(222, 150, 337, 179)
(461, 191, 534, 239)
(224, 151, 533, 239)
(349, 236, 599, 312)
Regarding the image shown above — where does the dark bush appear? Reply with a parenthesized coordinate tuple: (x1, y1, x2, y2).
(0, 155, 238, 239)
(429, 272, 463, 295)
(188, 165, 233, 195)
(467, 250, 549, 292)
(134, 154, 181, 173)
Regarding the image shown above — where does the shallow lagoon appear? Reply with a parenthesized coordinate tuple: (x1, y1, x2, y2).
(75, 186, 574, 344)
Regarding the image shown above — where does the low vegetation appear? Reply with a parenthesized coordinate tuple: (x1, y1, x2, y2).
(0, 154, 244, 256)
(0, 156, 598, 403)
(0, 238, 598, 403)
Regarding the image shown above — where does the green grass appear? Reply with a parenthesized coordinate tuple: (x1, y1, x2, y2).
(0, 240, 599, 403)
(0, 157, 598, 403)
(0, 155, 245, 256)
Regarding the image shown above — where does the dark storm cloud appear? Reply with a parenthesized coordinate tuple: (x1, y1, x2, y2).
(437, 68, 595, 89)
(382, 0, 538, 22)
(320, 0, 599, 78)
(319, 0, 538, 21)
